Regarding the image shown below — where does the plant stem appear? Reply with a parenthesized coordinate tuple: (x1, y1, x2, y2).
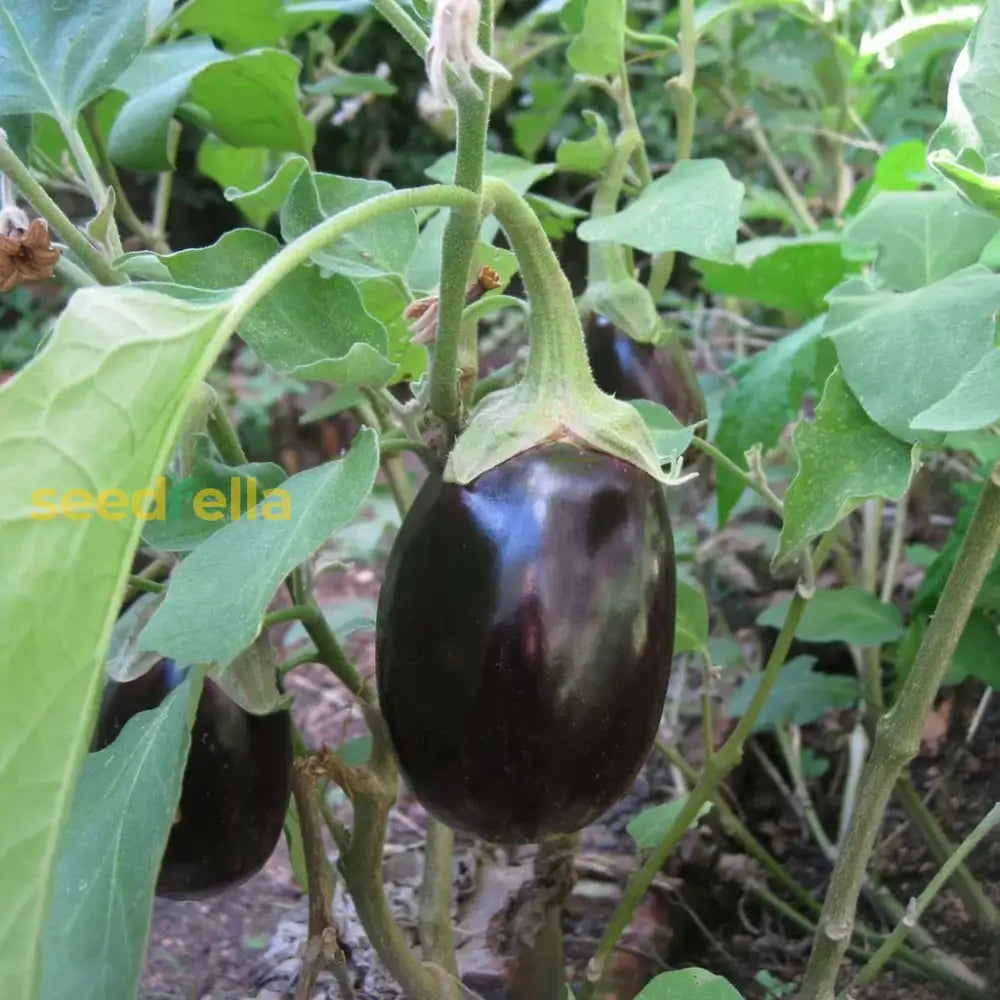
(690, 435, 784, 515)
(843, 803, 1000, 996)
(299, 605, 369, 699)
(418, 819, 458, 974)
(290, 758, 339, 1000)
(227, 185, 479, 330)
(798, 463, 1000, 1000)
(581, 589, 811, 997)
(151, 123, 180, 242)
(893, 775, 999, 931)
(370, 0, 429, 57)
(53, 255, 97, 288)
(647, 0, 697, 302)
(126, 575, 165, 595)
(509, 834, 577, 1000)
(0, 136, 124, 286)
(262, 604, 314, 629)
(743, 112, 819, 233)
(429, 0, 496, 435)
(206, 397, 248, 464)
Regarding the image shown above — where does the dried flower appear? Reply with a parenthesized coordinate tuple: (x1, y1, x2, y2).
(405, 295, 441, 345)
(426, 0, 511, 107)
(0, 216, 60, 291)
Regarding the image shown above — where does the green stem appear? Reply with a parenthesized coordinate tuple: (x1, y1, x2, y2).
(418, 819, 457, 974)
(798, 463, 1000, 1000)
(279, 647, 319, 676)
(126, 575, 165, 595)
(0, 136, 124, 286)
(690, 435, 783, 515)
(429, 0, 496, 435)
(262, 604, 314, 629)
(53, 255, 97, 288)
(151, 123, 180, 242)
(582, 590, 811, 997)
(206, 398, 248, 465)
(483, 178, 591, 392)
(844, 804, 1000, 996)
(647, 0, 697, 302)
(370, 0, 429, 56)
(586, 129, 641, 294)
(299, 604, 369, 699)
(227, 185, 478, 332)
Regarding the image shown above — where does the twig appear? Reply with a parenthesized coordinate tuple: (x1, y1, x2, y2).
(126, 575, 165, 595)
(843, 803, 1000, 997)
(418, 819, 458, 974)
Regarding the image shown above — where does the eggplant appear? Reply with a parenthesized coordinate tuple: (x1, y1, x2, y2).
(376, 443, 676, 843)
(91, 659, 292, 898)
(584, 313, 707, 464)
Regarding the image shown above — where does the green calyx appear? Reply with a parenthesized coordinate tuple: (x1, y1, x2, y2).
(443, 178, 669, 486)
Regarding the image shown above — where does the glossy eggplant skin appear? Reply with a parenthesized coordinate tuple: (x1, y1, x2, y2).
(376, 443, 676, 843)
(91, 660, 292, 899)
(585, 313, 707, 462)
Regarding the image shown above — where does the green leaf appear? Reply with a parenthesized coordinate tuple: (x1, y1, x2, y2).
(777, 368, 917, 564)
(626, 797, 712, 849)
(674, 577, 708, 655)
(0, 285, 230, 999)
(357, 277, 427, 384)
(225, 154, 309, 224)
(210, 634, 286, 715)
(510, 73, 574, 160)
(556, 110, 613, 176)
(947, 611, 1000, 689)
(843, 190, 1000, 291)
(0, 0, 147, 123)
(281, 170, 417, 279)
(698, 234, 857, 315)
(567, 0, 624, 77)
(188, 49, 314, 156)
(139, 429, 380, 665)
(824, 266, 1000, 442)
(873, 140, 933, 194)
(163, 229, 396, 385)
(714, 318, 825, 524)
(39, 672, 204, 1000)
(305, 73, 397, 98)
(105, 592, 165, 683)
(729, 655, 860, 732)
(197, 138, 269, 226)
(910, 349, 1000, 432)
(177, 0, 335, 51)
(141, 455, 288, 551)
(578, 159, 744, 262)
(635, 967, 744, 1000)
(758, 589, 905, 646)
(630, 399, 695, 466)
(109, 37, 229, 171)
(928, 1, 1000, 213)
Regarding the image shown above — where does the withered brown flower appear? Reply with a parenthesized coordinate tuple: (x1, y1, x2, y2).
(0, 218, 60, 292)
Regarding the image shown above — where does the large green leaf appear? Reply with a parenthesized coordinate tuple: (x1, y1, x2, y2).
(109, 37, 229, 171)
(567, 0, 624, 76)
(139, 429, 380, 665)
(697, 234, 857, 315)
(729, 655, 860, 732)
(0, 0, 147, 124)
(177, 0, 338, 50)
(843, 190, 1000, 291)
(577, 159, 744, 262)
(197, 138, 270, 225)
(635, 968, 744, 1000)
(758, 589, 905, 646)
(39, 673, 204, 1000)
(928, 1, 1000, 213)
(777, 369, 917, 564)
(163, 229, 396, 385)
(281, 171, 417, 279)
(824, 266, 1000, 442)
(0, 285, 231, 998)
(714, 318, 826, 524)
(910, 349, 1000, 432)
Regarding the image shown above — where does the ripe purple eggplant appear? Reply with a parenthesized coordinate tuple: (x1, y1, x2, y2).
(91, 659, 292, 898)
(376, 443, 676, 843)
(585, 313, 707, 464)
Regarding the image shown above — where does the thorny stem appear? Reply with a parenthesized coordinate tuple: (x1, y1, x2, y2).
(843, 804, 1000, 996)
(429, 0, 496, 436)
(582, 580, 813, 997)
(0, 134, 125, 286)
(798, 463, 1000, 1000)
(647, 0, 697, 302)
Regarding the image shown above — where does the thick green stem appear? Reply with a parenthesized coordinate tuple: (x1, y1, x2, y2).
(429, 0, 496, 434)
(798, 464, 1000, 1000)
(206, 397, 248, 465)
(843, 804, 1000, 996)
(647, 0, 697, 302)
(582, 590, 810, 997)
(418, 819, 457, 974)
(586, 129, 641, 289)
(483, 179, 592, 394)
(0, 135, 125, 286)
